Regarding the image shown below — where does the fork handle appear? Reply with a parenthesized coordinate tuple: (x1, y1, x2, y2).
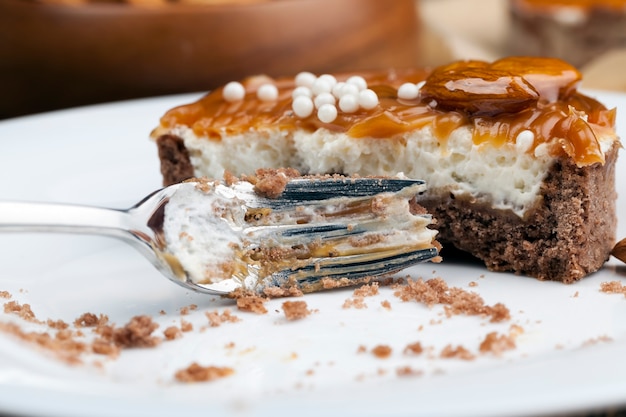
(0, 201, 132, 240)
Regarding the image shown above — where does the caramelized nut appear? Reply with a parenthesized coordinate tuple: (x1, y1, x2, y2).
(611, 238, 626, 264)
(420, 57, 582, 117)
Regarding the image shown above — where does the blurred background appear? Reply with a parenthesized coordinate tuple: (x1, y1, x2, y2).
(0, 0, 624, 120)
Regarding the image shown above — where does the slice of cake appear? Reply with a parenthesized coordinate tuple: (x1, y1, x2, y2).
(151, 56, 620, 283)
(509, 0, 626, 68)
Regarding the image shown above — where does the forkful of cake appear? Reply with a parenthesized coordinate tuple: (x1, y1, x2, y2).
(0, 170, 440, 296)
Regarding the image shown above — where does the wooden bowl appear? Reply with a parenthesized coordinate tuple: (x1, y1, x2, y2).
(0, 0, 422, 118)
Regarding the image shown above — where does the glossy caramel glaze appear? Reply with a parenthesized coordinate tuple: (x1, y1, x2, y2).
(158, 57, 616, 167)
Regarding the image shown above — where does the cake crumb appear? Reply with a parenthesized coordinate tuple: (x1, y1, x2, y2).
(0, 291, 11, 299)
(174, 362, 234, 383)
(380, 300, 391, 310)
(353, 282, 379, 297)
(247, 168, 301, 199)
(179, 304, 198, 315)
(600, 281, 626, 296)
(163, 326, 183, 341)
(236, 295, 268, 314)
(403, 342, 424, 356)
(440, 344, 475, 360)
(206, 309, 240, 327)
(394, 278, 510, 322)
(396, 366, 423, 377)
(371, 345, 392, 358)
(74, 312, 108, 328)
(180, 319, 193, 332)
(262, 286, 304, 298)
(478, 331, 517, 355)
(356, 345, 367, 353)
(582, 335, 613, 347)
(3, 301, 39, 323)
(282, 301, 310, 321)
(112, 315, 161, 348)
(342, 297, 367, 309)
(92, 339, 120, 357)
(47, 319, 69, 330)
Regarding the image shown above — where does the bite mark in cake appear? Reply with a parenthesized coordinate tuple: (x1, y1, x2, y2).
(151, 57, 620, 282)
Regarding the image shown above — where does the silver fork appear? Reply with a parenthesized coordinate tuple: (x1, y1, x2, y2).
(0, 177, 438, 296)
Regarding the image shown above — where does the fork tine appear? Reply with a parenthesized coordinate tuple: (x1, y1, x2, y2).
(265, 247, 438, 291)
(228, 177, 426, 209)
(280, 177, 426, 201)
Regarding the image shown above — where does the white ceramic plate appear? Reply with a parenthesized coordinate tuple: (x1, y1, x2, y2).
(0, 91, 625, 417)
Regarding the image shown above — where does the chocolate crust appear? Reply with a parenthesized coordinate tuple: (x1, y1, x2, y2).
(418, 143, 619, 283)
(156, 134, 194, 186)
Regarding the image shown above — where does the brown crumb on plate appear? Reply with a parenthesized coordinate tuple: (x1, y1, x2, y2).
(396, 366, 423, 377)
(440, 344, 475, 360)
(3, 301, 40, 323)
(236, 295, 268, 314)
(163, 326, 183, 341)
(371, 345, 392, 358)
(282, 301, 310, 321)
(180, 319, 193, 332)
(403, 342, 424, 355)
(600, 281, 626, 296)
(74, 312, 108, 328)
(111, 315, 161, 348)
(394, 277, 510, 322)
(479, 331, 517, 355)
(175, 362, 234, 383)
(205, 309, 240, 327)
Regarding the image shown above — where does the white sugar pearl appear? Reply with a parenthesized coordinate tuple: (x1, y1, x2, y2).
(534, 142, 550, 158)
(292, 96, 314, 118)
(339, 94, 359, 113)
(346, 75, 368, 91)
(332, 82, 346, 98)
(515, 130, 535, 153)
(295, 71, 317, 88)
(292, 86, 312, 99)
(318, 74, 337, 89)
(317, 103, 338, 123)
(257, 83, 278, 101)
(397, 82, 419, 100)
(223, 81, 245, 102)
(314, 92, 336, 108)
(339, 83, 360, 98)
(312, 78, 333, 95)
(358, 89, 379, 110)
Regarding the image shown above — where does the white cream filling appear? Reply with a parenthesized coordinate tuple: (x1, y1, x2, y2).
(174, 124, 615, 218)
(162, 180, 437, 286)
(163, 182, 246, 284)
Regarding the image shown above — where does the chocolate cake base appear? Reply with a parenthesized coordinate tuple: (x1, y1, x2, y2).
(417, 143, 619, 283)
(155, 134, 618, 283)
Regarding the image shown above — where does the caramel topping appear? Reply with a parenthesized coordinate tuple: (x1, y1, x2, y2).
(158, 57, 615, 167)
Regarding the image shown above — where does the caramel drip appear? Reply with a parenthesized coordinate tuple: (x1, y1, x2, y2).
(159, 58, 615, 167)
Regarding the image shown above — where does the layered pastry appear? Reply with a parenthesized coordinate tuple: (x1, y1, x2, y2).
(509, 0, 626, 68)
(151, 56, 620, 283)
